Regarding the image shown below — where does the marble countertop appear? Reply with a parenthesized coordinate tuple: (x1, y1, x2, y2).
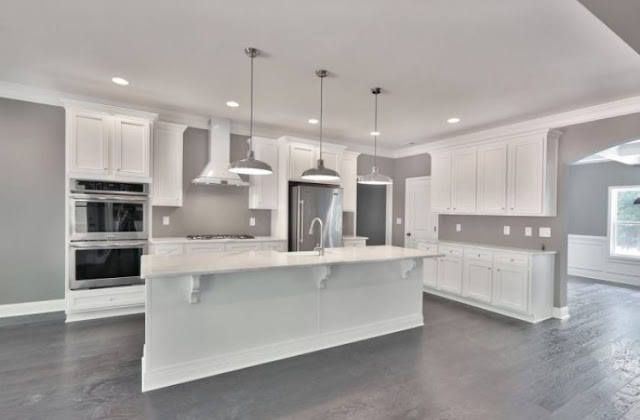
(414, 239, 556, 255)
(150, 236, 286, 244)
(141, 245, 439, 279)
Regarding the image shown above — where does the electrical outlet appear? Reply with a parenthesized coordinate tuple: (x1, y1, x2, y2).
(539, 227, 551, 238)
(397, 218, 402, 225)
(249, 217, 256, 227)
(503, 226, 510, 235)
(456, 224, 461, 232)
(162, 216, 170, 226)
(525, 227, 532, 237)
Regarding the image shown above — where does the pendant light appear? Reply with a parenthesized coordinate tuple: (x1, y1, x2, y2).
(358, 87, 393, 185)
(229, 47, 273, 175)
(301, 70, 341, 182)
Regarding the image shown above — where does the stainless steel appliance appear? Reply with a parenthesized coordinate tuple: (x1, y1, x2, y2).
(289, 184, 343, 251)
(69, 241, 147, 290)
(69, 179, 149, 241)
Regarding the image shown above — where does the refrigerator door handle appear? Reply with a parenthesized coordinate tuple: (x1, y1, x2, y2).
(298, 200, 304, 244)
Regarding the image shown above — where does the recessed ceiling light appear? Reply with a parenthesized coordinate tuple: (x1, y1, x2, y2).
(111, 77, 129, 86)
(308, 118, 319, 124)
(370, 131, 380, 136)
(226, 101, 239, 108)
(447, 117, 461, 124)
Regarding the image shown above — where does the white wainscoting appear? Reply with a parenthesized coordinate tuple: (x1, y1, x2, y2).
(568, 235, 640, 287)
(0, 299, 65, 319)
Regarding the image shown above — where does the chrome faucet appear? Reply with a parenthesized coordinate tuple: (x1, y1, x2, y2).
(308, 217, 324, 256)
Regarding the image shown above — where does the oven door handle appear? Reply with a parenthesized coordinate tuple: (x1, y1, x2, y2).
(70, 194, 148, 202)
(70, 241, 148, 248)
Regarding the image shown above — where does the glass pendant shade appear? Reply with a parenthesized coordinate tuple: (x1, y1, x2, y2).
(358, 166, 393, 185)
(302, 69, 340, 182)
(358, 87, 392, 185)
(229, 47, 273, 176)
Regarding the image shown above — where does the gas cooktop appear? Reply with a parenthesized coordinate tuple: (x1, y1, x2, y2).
(186, 234, 255, 240)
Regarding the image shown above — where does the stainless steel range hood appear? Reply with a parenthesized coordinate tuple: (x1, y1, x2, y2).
(192, 117, 248, 186)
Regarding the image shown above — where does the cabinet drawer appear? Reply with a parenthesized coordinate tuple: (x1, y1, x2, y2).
(416, 242, 438, 253)
(464, 248, 493, 262)
(152, 244, 184, 255)
(68, 286, 145, 311)
(344, 240, 366, 247)
(438, 245, 463, 257)
(263, 241, 287, 252)
(225, 242, 263, 252)
(185, 243, 226, 253)
(493, 252, 529, 267)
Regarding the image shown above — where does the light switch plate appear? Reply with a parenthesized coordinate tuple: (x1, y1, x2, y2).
(249, 217, 256, 227)
(503, 226, 510, 235)
(525, 227, 532, 237)
(539, 227, 551, 238)
(162, 216, 170, 226)
(397, 218, 402, 225)
(456, 224, 461, 232)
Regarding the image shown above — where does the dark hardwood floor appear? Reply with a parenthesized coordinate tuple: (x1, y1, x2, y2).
(2, 277, 640, 420)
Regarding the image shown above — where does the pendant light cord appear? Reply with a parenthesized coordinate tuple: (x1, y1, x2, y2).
(374, 91, 378, 168)
(249, 52, 254, 152)
(319, 74, 323, 159)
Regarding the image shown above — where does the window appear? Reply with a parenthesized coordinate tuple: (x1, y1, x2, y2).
(609, 186, 640, 258)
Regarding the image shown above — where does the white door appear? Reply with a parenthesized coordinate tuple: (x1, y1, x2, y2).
(430, 152, 452, 212)
(493, 264, 529, 313)
(451, 148, 477, 213)
(113, 118, 150, 178)
(477, 143, 508, 214)
(437, 256, 463, 295)
(508, 136, 544, 215)
(288, 144, 316, 179)
(463, 260, 493, 303)
(69, 111, 110, 175)
(249, 138, 279, 210)
(405, 177, 438, 248)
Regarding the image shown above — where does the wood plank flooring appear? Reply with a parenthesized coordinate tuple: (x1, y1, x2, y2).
(1, 277, 640, 419)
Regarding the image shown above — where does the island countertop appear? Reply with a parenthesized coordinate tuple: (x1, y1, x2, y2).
(141, 245, 440, 279)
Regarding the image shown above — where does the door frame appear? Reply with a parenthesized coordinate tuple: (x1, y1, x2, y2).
(404, 176, 436, 247)
(385, 184, 393, 245)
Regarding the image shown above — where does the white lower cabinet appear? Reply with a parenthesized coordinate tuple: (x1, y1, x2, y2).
(225, 242, 263, 252)
(416, 240, 555, 323)
(151, 240, 288, 255)
(492, 264, 529, 313)
(185, 243, 226, 254)
(343, 237, 367, 247)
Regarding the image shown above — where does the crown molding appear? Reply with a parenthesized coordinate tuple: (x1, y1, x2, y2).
(392, 95, 640, 158)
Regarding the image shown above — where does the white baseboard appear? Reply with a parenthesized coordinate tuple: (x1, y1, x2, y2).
(142, 314, 423, 392)
(552, 306, 569, 320)
(0, 299, 65, 319)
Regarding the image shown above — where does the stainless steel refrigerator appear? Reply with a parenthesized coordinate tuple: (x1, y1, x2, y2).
(289, 184, 343, 251)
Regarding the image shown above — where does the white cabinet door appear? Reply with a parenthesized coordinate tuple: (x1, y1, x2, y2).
(341, 152, 359, 212)
(152, 122, 186, 207)
(451, 148, 477, 213)
(113, 118, 150, 178)
(493, 264, 529, 313)
(437, 256, 463, 295)
(318, 149, 342, 175)
(477, 143, 508, 214)
(288, 144, 316, 179)
(431, 152, 452, 212)
(463, 260, 493, 303)
(417, 242, 438, 289)
(508, 137, 544, 215)
(249, 138, 279, 209)
(69, 111, 110, 175)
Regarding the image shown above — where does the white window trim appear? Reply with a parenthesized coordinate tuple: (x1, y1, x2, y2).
(608, 185, 640, 261)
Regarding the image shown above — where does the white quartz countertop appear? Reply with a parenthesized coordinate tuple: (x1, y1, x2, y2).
(414, 239, 556, 255)
(141, 245, 438, 279)
(150, 236, 286, 244)
(343, 235, 369, 240)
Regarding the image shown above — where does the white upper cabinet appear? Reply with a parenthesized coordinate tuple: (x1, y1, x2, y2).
(68, 111, 110, 175)
(152, 122, 187, 207)
(317, 148, 342, 175)
(429, 129, 558, 217)
(249, 137, 279, 210)
(64, 101, 157, 182)
(431, 152, 453, 212)
(288, 143, 317, 179)
(113, 118, 150, 178)
(451, 148, 477, 213)
(477, 143, 508, 214)
(341, 151, 359, 212)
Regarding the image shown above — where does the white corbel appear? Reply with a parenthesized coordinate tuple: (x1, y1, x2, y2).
(400, 259, 417, 279)
(189, 275, 202, 303)
(316, 265, 332, 289)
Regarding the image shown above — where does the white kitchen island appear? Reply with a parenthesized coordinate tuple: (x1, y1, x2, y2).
(140, 245, 439, 392)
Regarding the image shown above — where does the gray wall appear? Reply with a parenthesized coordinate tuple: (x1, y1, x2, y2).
(152, 130, 271, 237)
(0, 98, 65, 305)
(357, 153, 430, 246)
(356, 184, 387, 245)
(568, 162, 640, 236)
(439, 113, 640, 307)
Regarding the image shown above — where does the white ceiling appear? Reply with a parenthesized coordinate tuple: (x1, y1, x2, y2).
(2, 0, 640, 149)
